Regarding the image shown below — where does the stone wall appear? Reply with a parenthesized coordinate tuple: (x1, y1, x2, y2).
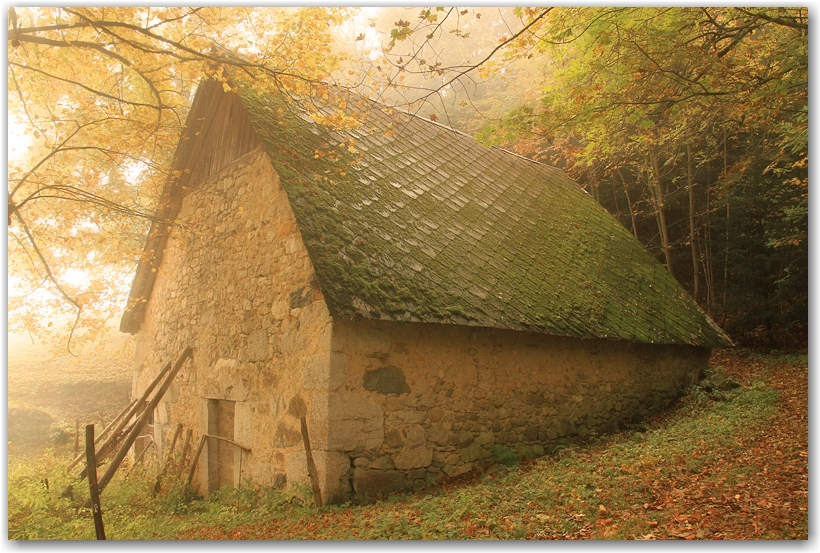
(323, 319, 709, 500)
(133, 149, 332, 495)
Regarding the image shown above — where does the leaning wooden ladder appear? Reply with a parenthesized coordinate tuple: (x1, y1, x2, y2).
(67, 346, 193, 492)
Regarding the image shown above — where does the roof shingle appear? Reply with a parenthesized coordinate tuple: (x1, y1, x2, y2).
(238, 86, 730, 347)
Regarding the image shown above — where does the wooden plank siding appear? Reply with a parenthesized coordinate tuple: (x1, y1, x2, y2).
(121, 80, 262, 333)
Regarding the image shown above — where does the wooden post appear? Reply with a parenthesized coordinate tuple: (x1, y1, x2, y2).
(68, 399, 137, 472)
(154, 423, 182, 494)
(85, 425, 106, 540)
(85, 358, 172, 463)
(164, 423, 183, 468)
(126, 436, 155, 479)
(97, 346, 192, 492)
(300, 417, 322, 507)
(75, 415, 140, 481)
(186, 435, 208, 486)
(176, 428, 193, 480)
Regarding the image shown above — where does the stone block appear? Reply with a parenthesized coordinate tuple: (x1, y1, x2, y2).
(556, 419, 575, 438)
(443, 463, 471, 478)
(324, 392, 384, 452)
(393, 445, 433, 470)
(270, 394, 286, 417)
(247, 329, 269, 362)
(280, 332, 307, 354)
(328, 353, 349, 388)
(392, 410, 428, 424)
(460, 443, 490, 463)
(299, 300, 330, 328)
(302, 354, 346, 390)
(271, 299, 289, 319)
(353, 469, 406, 497)
(235, 401, 253, 445)
(427, 425, 450, 446)
(370, 455, 394, 470)
(452, 430, 473, 448)
(475, 431, 494, 446)
(394, 425, 433, 470)
(274, 421, 301, 448)
(384, 430, 404, 450)
(516, 445, 534, 459)
(286, 450, 309, 487)
(312, 450, 351, 505)
(384, 397, 405, 411)
(526, 393, 545, 406)
(199, 358, 250, 401)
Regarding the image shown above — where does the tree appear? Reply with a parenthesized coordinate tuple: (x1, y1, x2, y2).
(8, 7, 354, 351)
(478, 7, 807, 344)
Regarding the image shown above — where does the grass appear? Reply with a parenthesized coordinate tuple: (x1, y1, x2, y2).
(10, 348, 806, 540)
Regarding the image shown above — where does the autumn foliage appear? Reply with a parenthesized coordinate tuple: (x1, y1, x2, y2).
(8, 7, 352, 350)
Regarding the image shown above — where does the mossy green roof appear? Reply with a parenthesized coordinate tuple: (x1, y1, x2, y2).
(238, 87, 730, 347)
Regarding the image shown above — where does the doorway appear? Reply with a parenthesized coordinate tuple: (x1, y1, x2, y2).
(207, 399, 235, 492)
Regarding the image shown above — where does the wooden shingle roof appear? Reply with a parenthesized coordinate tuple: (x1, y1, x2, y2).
(238, 85, 730, 346)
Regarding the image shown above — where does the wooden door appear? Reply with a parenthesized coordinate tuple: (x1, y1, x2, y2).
(207, 399, 236, 492)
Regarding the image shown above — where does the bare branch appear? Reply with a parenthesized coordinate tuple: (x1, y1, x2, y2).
(13, 210, 81, 355)
(9, 62, 161, 111)
(736, 8, 808, 31)
(396, 9, 552, 108)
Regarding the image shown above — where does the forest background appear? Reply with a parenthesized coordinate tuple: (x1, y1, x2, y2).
(7, 7, 809, 353)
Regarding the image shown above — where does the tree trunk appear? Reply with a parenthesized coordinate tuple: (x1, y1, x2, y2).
(687, 143, 699, 302)
(617, 168, 639, 240)
(648, 149, 674, 278)
(704, 161, 715, 316)
(590, 167, 600, 204)
(721, 127, 730, 326)
(610, 176, 621, 223)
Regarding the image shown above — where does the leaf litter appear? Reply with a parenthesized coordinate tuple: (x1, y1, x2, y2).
(175, 349, 806, 540)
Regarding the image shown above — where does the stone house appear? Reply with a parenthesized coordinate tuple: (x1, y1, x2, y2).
(121, 79, 731, 503)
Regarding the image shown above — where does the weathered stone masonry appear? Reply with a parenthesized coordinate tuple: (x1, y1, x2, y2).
(319, 319, 709, 500)
(134, 149, 333, 494)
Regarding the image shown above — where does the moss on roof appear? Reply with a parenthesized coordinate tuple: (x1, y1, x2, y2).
(237, 86, 729, 347)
